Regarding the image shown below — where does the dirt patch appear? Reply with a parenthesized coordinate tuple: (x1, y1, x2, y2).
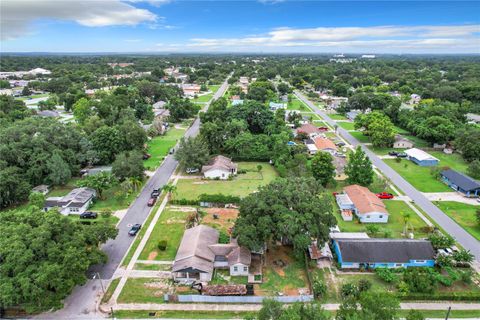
(144, 280, 170, 290)
(168, 206, 196, 212)
(284, 286, 300, 296)
(193, 181, 208, 185)
(147, 251, 158, 260)
(266, 245, 294, 277)
(203, 208, 239, 233)
(165, 217, 188, 224)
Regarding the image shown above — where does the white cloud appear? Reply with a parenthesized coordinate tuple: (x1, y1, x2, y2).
(188, 24, 480, 53)
(0, 0, 157, 40)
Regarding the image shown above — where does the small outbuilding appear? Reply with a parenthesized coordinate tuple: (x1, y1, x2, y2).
(393, 135, 413, 149)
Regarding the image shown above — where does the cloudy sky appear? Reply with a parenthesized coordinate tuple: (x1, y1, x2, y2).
(1, 0, 479, 53)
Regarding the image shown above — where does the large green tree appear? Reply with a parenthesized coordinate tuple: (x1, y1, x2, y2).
(233, 177, 336, 254)
(0, 207, 118, 312)
(345, 146, 374, 186)
(454, 126, 480, 161)
(111, 151, 144, 181)
(311, 152, 336, 187)
(174, 136, 211, 170)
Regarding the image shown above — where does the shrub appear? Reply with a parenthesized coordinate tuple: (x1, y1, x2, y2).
(358, 279, 372, 292)
(218, 230, 230, 244)
(403, 268, 438, 293)
(341, 283, 359, 299)
(460, 270, 473, 284)
(157, 240, 167, 251)
(376, 268, 399, 283)
(312, 278, 327, 299)
(406, 309, 425, 320)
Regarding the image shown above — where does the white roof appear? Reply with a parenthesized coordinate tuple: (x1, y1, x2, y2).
(405, 148, 438, 162)
(336, 194, 353, 206)
(306, 144, 318, 152)
(329, 232, 370, 240)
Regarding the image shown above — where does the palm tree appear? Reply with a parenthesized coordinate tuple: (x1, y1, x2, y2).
(402, 212, 412, 236)
(128, 177, 143, 192)
(162, 184, 177, 201)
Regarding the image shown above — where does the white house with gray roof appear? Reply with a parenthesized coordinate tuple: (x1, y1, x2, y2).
(44, 187, 96, 215)
(202, 155, 237, 180)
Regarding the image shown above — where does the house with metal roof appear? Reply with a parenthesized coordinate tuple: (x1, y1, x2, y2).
(172, 225, 252, 283)
(44, 187, 96, 215)
(440, 169, 480, 197)
(332, 238, 435, 269)
(405, 148, 439, 166)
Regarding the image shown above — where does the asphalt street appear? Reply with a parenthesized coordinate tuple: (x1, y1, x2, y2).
(295, 91, 480, 262)
(36, 79, 230, 319)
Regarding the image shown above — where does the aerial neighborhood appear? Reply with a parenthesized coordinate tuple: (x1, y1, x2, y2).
(1, 7, 480, 318)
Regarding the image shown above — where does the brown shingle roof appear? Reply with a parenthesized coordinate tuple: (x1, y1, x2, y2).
(202, 155, 237, 172)
(314, 137, 338, 150)
(344, 184, 388, 216)
(296, 123, 319, 135)
(227, 247, 251, 266)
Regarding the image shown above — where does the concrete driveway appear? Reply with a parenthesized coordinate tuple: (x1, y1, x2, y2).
(423, 192, 480, 206)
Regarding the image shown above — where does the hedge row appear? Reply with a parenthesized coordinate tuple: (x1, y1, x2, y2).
(400, 292, 480, 301)
(170, 193, 241, 206)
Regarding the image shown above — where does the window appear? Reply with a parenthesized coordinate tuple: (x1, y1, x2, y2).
(233, 266, 238, 272)
(366, 215, 370, 219)
(414, 260, 426, 264)
(379, 215, 383, 219)
(243, 266, 248, 272)
(395, 263, 403, 267)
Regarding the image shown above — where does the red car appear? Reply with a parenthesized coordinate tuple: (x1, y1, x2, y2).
(147, 197, 157, 207)
(318, 126, 329, 132)
(376, 192, 394, 199)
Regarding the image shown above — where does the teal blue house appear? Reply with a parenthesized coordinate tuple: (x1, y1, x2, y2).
(332, 238, 435, 269)
(440, 169, 480, 197)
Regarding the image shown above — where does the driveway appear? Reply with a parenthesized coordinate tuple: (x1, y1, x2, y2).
(423, 192, 480, 206)
(295, 91, 480, 263)
(36, 78, 230, 320)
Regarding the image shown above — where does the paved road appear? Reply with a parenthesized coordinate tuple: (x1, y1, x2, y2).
(295, 91, 480, 262)
(37, 79, 230, 320)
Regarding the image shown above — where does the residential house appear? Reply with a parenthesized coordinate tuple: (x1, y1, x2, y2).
(231, 95, 244, 106)
(361, 55, 376, 59)
(332, 238, 435, 269)
(32, 185, 50, 195)
(181, 84, 201, 97)
(313, 137, 338, 155)
(466, 113, 480, 124)
(440, 169, 480, 197)
(28, 68, 51, 75)
(296, 123, 321, 138)
(80, 166, 112, 177)
(338, 184, 389, 223)
(393, 135, 414, 149)
(269, 102, 287, 111)
(172, 225, 251, 283)
(37, 110, 60, 118)
(325, 96, 348, 109)
(44, 187, 96, 215)
(305, 138, 318, 155)
(202, 155, 238, 180)
(405, 148, 439, 166)
(410, 94, 421, 104)
(346, 111, 360, 121)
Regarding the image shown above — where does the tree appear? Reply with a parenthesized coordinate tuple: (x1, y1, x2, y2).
(77, 172, 117, 199)
(354, 111, 395, 147)
(454, 126, 480, 161)
(359, 291, 400, 320)
(0, 207, 117, 312)
(72, 97, 92, 125)
(255, 299, 330, 320)
(428, 233, 455, 249)
(313, 278, 327, 299)
(0, 167, 31, 208)
(345, 146, 374, 186)
(112, 151, 144, 181)
(452, 249, 474, 264)
(46, 151, 72, 186)
(256, 299, 283, 320)
(162, 183, 177, 200)
(28, 192, 46, 209)
(311, 152, 335, 187)
(366, 224, 380, 236)
(416, 116, 455, 144)
(233, 177, 336, 255)
(90, 126, 122, 164)
(467, 160, 480, 179)
(174, 136, 211, 170)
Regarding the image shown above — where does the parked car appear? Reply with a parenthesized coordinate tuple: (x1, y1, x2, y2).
(80, 211, 98, 219)
(388, 151, 398, 156)
(151, 188, 160, 198)
(396, 152, 407, 158)
(186, 168, 199, 174)
(142, 153, 151, 160)
(128, 224, 142, 236)
(147, 197, 157, 207)
(332, 192, 339, 196)
(376, 192, 394, 199)
(318, 126, 329, 132)
(336, 142, 346, 147)
(336, 152, 346, 158)
(169, 148, 175, 155)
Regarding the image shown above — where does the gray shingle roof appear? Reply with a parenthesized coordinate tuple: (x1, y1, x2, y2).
(336, 239, 435, 263)
(441, 169, 480, 192)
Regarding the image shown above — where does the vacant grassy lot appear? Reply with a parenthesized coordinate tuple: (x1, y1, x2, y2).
(90, 180, 146, 212)
(193, 93, 213, 103)
(175, 162, 278, 200)
(144, 128, 186, 170)
(349, 131, 370, 143)
(328, 113, 348, 120)
(384, 159, 452, 192)
(117, 278, 172, 303)
(435, 201, 480, 241)
(287, 98, 309, 111)
(337, 121, 356, 130)
(429, 151, 469, 173)
(333, 199, 429, 239)
(139, 206, 192, 261)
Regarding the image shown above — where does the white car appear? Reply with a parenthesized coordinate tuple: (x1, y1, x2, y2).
(186, 168, 199, 174)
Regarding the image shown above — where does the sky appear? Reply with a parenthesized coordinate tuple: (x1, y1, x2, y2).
(1, 0, 479, 54)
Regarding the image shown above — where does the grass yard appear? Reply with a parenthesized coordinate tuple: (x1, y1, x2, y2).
(102, 278, 120, 303)
(208, 84, 220, 93)
(114, 310, 255, 319)
(46, 177, 81, 197)
(337, 121, 356, 130)
(429, 151, 469, 174)
(144, 128, 186, 170)
(328, 113, 348, 120)
(90, 180, 146, 211)
(287, 98, 310, 111)
(256, 245, 309, 296)
(193, 93, 213, 103)
(332, 198, 429, 239)
(175, 162, 278, 200)
(384, 159, 452, 192)
(117, 278, 172, 303)
(139, 206, 192, 261)
(349, 131, 370, 143)
(435, 201, 480, 241)
(16, 93, 50, 101)
(134, 263, 172, 271)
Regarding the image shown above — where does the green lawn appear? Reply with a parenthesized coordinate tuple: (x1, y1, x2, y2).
(337, 121, 355, 130)
(47, 178, 81, 197)
(16, 93, 49, 101)
(134, 263, 171, 271)
(328, 113, 347, 120)
(287, 98, 310, 111)
(90, 180, 146, 212)
(333, 199, 429, 239)
(144, 128, 186, 170)
(139, 207, 191, 261)
(117, 278, 170, 303)
(208, 85, 220, 93)
(193, 93, 213, 103)
(115, 310, 255, 319)
(349, 131, 370, 143)
(175, 162, 278, 200)
(429, 151, 469, 174)
(435, 201, 480, 241)
(102, 278, 120, 303)
(384, 159, 452, 192)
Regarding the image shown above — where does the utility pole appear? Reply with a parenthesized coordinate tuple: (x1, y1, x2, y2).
(111, 307, 115, 319)
(445, 306, 451, 320)
(93, 272, 106, 296)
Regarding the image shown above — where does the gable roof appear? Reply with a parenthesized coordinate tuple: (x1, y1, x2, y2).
(336, 239, 435, 263)
(202, 155, 237, 173)
(441, 169, 480, 192)
(227, 246, 251, 266)
(394, 134, 412, 144)
(172, 225, 219, 274)
(314, 137, 337, 150)
(405, 148, 438, 162)
(296, 123, 319, 135)
(344, 184, 388, 215)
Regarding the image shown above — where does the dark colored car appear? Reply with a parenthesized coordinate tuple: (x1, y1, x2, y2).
(376, 192, 394, 199)
(397, 152, 407, 158)
(142, 153, 151, 160)
(147, 197, 157, 207)
(318, 126, 329, 132)
(388, 151, 398, 156)
(336, 142, 346, 147)
(80, 211, 98, 219)
(128, 224, 142, 236)
(151, 188, 160, 198)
